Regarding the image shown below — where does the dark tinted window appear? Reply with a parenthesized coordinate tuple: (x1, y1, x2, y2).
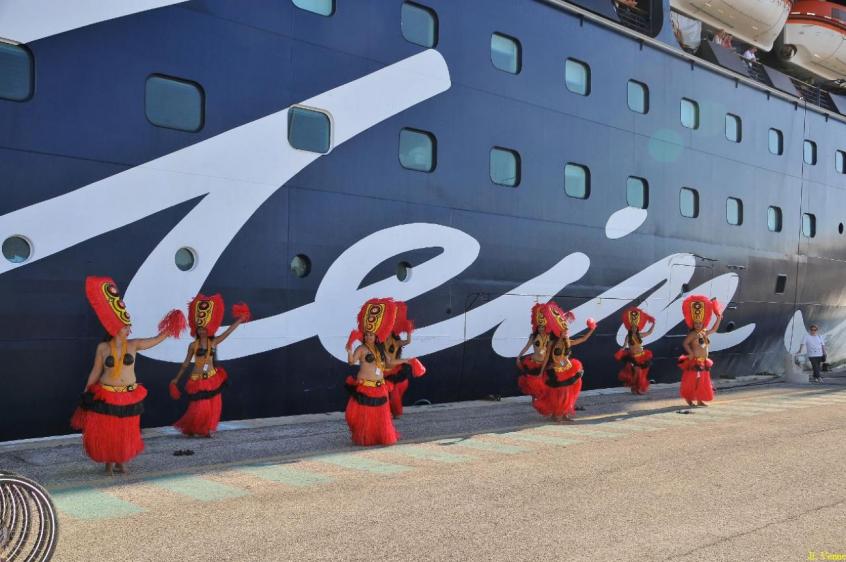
(775, 274, 787, 294)
(401, 2, 438, 47)
(564, 163, 590, 199)
(627, 80, 648, 114)
(292, 0, 334, 16)
(565, 59, 590, 96)
(490, 147, 520, 187)
(802, 213, 816, 237)
(804, 140, 817, 165)
(399, 128, 436, 172)
(626, 177, 648, 209)
(769, 128, 783, 155)
(837, 150, 845, 174)
(0, 43, 33, 101)
(680, 187, 699, 218)
(145, 75, 204, 132)
(681, 98, 699, 129)
(726, 197, 743, 225)
(491, 33, 521, 74)
(725, 114, 742, 142)
(767, 206, 782, 232)
(288, 107, 331, 153)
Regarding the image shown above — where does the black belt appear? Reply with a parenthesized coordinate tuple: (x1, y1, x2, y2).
(545, 371, 583, 388)
(78, 392, 145, 418)
(345, 385, 388, 407)
(623, 356, 652, 368)
(385, 369, 410, 384)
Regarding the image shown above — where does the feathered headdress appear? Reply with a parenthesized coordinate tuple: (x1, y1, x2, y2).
(188, 293, 225, 337)
(347, 298, 398, 348)
(546, 302, 575, 338)
(393, 301, 415, 336)
(682, 295, 720, 330)
(531, 303, 552, 334)
(85, 276, 132, 336)
(622, 307, 655, 332)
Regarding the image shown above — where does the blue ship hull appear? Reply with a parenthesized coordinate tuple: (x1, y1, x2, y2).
(1, 0, 844, 441)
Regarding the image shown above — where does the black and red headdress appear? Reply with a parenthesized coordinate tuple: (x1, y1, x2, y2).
(85, 276, 132, 336)
(622, 307, 654, 332)
(393, 301, 414, 336)
(546, 303, 575, 338)
(531, 303, 553, 334)
(347, 298, 398, 348)
(682, 295, 721, 330)
(189, 293, 225, 337)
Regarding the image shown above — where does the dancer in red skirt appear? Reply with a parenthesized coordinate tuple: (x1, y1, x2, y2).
(71, 276, 185, 475)
(345, 298, 418, 446)
(679, 295, 722, 407)
(516, 303, 555, 401)
(383, 301, 426, 418)
(536, 304, 596, 422)
(170, 294, 250, 437)
(615, 307, 656, 395)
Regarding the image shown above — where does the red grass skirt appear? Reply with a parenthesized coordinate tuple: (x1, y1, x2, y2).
(384, 365, 411, 418)
(679, 356, 714, 403)
(174, 367, 228, 436)
(517, 357, 546, 399)
(345, 376, 398, 446)
(615, 349, 653, 394)
(533, 359, 583, 418)
(70, 383, 147, 464)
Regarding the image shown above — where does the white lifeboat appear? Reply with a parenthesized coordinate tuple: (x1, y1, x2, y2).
(783, 1, 846, 80)
(670, 0, 793, 50)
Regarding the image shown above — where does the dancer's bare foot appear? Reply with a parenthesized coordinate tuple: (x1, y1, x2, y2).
(562, 414, 574, 422)
(105, 463, 114, 476)
(685, 400, 694, 407)
(551, 415, 562, 422)
(115, 463, 128, 474)
(696, 401, 708, 407)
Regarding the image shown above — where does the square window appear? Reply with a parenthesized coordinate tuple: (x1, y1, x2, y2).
(288, 106, 331, 153)
(292, 0, 334, 16)
(837, 150, 845, 174)
(491, 33, 521, 74)
(802, 213, 816, 238)
(769, 128, 784, 155)
(767, 206, 782, 232)
(725, 114, 742, 143)
(626, 176, 648, 209)
(490, 147, 520, 187)
(775, 274, 787, 294)
(627, 80, 648, 114)
(681, 98, 699, 129)
(804, 140, 817, 165)
(565, 59, 590, 96)
(0, 43, 33, 101)
(564, 163, 590, 199)
(726, 197, 743, 225)
(401, 2, 438, 48)
(145, 75, 204, 132)
(399, 128, 436, 172)
(680, 187, 699, 218)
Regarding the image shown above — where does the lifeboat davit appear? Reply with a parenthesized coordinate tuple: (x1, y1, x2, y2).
(783, 1, 846, 80)
(671, 0, 793, 50)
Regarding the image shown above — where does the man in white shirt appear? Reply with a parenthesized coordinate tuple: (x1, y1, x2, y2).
(797, 324, 826, 383)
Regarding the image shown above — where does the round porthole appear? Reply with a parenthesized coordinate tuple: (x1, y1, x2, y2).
(726, 321, 736, 333)
(839, 223, 844, 235)
(396, 261, 413, 282)
(2, 235, 32, 264)
(290, 254, 311, 278)
(175, 247, 197, 271)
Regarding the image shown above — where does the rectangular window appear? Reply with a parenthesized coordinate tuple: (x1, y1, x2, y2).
(626, 176, 648, 209)
(490, 147, 520, 187)
(680, 187, 699, 218)
(681, 98, 699, 129)
(837, 150, 845, 174)
(145, 75, 204, 132)
(726, 197, 743, 225)
(804, 140, 817, 165)
(401, 2, 437, 48)
(0, 42, 33, 101)
(491, 33, 521, 74)
(565, 59, 590, 96)
(564, 163, 590, 199)
(802, 213, 816, 238)
(775, 274, 787, 294)
(767, 206, 783, 232)
(399, 128, 436, 172)
(725, 114, 742, 143)
(288, 106, 331, 153)
(627, 80, 648, 114)
(292, 0, 334, 16)
(769, 128, 784, 155)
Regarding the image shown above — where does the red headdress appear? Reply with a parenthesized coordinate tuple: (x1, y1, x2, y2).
(622, 307, 655, 332)
(682, 295, 716, 330)
(347, 298, 398, 348)
(85, 276, 132, 336)
(546, 302, 575, 338)
(530, 303, 553, 334)
(393, 301, 415, 336)
(188, 293, 225, 337)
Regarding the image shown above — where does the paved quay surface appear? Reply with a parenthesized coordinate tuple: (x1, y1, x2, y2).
(3, 374, 846, 561)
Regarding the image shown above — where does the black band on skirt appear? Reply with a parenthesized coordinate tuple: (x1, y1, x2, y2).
(346, 386, 389, 407)
(78, 392, 145, 418)
(545, 371, 584, 388)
